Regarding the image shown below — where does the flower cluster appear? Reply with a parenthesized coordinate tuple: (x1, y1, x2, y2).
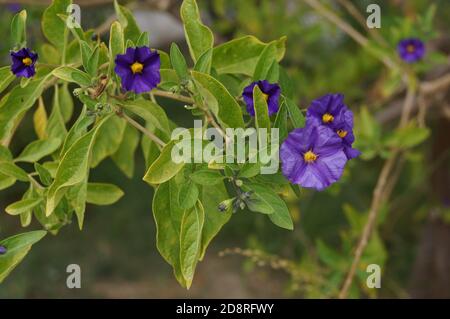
(281, 93, 360, 191)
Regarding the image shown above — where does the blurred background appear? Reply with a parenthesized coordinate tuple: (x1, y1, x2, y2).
(0, 0, 449, 298)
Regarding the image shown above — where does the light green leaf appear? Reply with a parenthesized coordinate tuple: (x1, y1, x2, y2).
(0, 230, 47, 283)
(52, 66, 91, 87)
(190, 169, 223, 186)
(191, 71, 244, 128)
(0, 145, 13, 162)
(15, 138, 62, 163)
(178, 179, 199, 209)
(242, 183, 275, 215)
(46, 115, 111, 216)
(41, 0, 71, 51)
(86, 182, 124, 205)
(11, 10, 27, 47)
(285, 98, 305, 128)
(46, 86, 67, 141)
(0, 174, 16, 191)
(273, 102, 288, 141)
(33, 97, 48, 139)
(180, 201, 204, 288)
(386, 123, 430, 149)
(112, 125, 140, 178)
(109, 21, 125, 77)
(180, 0, 214, 63)
(6, 198, 42, 216)
(0, 162, 29, 182)
(60, 106, 94, 157)
(90, 115, 126, 168)
(59, 83, 74, 123)
(114, 0, 141, 43)
(253, 85, 270, 130)
(143, 140, 185, 185)
(136, 32, 150, 46)
(170, 43, 189, 80)
(66, 178, 87, 229)
(0, 75, 51, 144)
(194, 48, 212, 74)
(34, 163, 53, 186)
(0, 67, 15, 95)
(253, 41, 278, 81)
(212, 35, 286, 76)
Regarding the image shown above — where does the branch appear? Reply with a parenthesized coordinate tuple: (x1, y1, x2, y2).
(116, 109, 166, 149)
(152, 89, 194, 104)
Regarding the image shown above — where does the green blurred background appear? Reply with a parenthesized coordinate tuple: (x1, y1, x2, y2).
(0, 0, 449, 298)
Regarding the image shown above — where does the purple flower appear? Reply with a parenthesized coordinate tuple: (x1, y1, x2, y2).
(306, 93, 360, 160)
(242, 80, 281, 117)
(280, 124, 347, 191)
(10, 48, 38, 78)
(114, 46, 161, 94)
(7, 3, 21, 12)
(0, 245, 6, 255)
(397, 38, 425, 63)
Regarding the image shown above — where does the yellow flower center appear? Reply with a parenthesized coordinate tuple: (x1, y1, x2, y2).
(322, 113, 334, 123)
(262, 93, 269, 101)
(337, 129, 348, 138)
(130, 62, 144, 74)
(303, 150, 318, 163)
(22, 57, 33, 66)
(406, 44, 415, 53)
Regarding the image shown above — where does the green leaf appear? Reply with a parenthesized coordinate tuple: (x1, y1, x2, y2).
(136, 32, 150, 46)
(243, 184, 293, 229)
(253, 85, 270, 130)
(46, 115, 111, 216)
(46, 86, 68, 141)
(180, 201, 204, 287)
(109, 21, 125, 77)
(33, 98, 48, 140)
(212, 36, 286, 76)
(112, 125, 140, 178)
(117, 99, 171, 141)
(0, 230, 47, 283)
(190, 169, 223, 185)
(0, 76, 51, 144)
(90, 115, 126, 168)
(41, 0, 71, 51)
(386, 123, 430, 149)
(170, 43, 189, 80)
(0, 162, 29, 182)
(0, 174, 16, 191)
(285, 98, 305, 128)
(66, 179, 87, 229)
(6, 198, 42, 216)
(143, 141, 185, 185)
(178, 179, 199, 209)
(15, 138, 62, 163)
(59, 83, 74, 123)
(273, 102, 288, 141)
(86, 45, 100, 77)
(86, 183, 124, 205)
(11, 10, 27, 47)
(194, 48, 212, 74)
(114, 0, 141, 43)
(0, 67, 15, 95)
(199, 182, 231, 260)
(52, 66, 92, 87)
(253, 41, 277, 81)
(0, 145, 13, 162)
(153, 178, 187, 287)
(60, 106, 94, 157)
(180, 0, 214, 63)
(34, 163, 53, 186)
(80, 40, 93, 73)
(191, 71, 244, 128)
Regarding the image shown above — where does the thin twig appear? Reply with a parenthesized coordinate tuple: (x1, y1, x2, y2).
(152, 89, 194, 104)
(116, 109, 166, 149)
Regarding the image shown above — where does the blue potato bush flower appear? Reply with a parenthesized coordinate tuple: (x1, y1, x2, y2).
(114, 46, 161, 94)
(10, 48, 38, 78)
(397, 38, 426, 63)
(242, 80, 281, 116)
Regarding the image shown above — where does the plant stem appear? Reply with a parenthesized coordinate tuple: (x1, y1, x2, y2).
(116, 109, 166, 149)
(152, 89, 194, 104)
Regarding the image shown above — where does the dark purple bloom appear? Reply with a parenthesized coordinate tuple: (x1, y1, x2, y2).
(280, 124, 347, 191)
(10, 48, 38, 78)
(114, 46, 161, 94)
(0, 245, 6, 255)
(397, 38, 425, 63)
(242, 80, 281, 116)
(306, 93, 360, 160)
(7, 3, 21, 12)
